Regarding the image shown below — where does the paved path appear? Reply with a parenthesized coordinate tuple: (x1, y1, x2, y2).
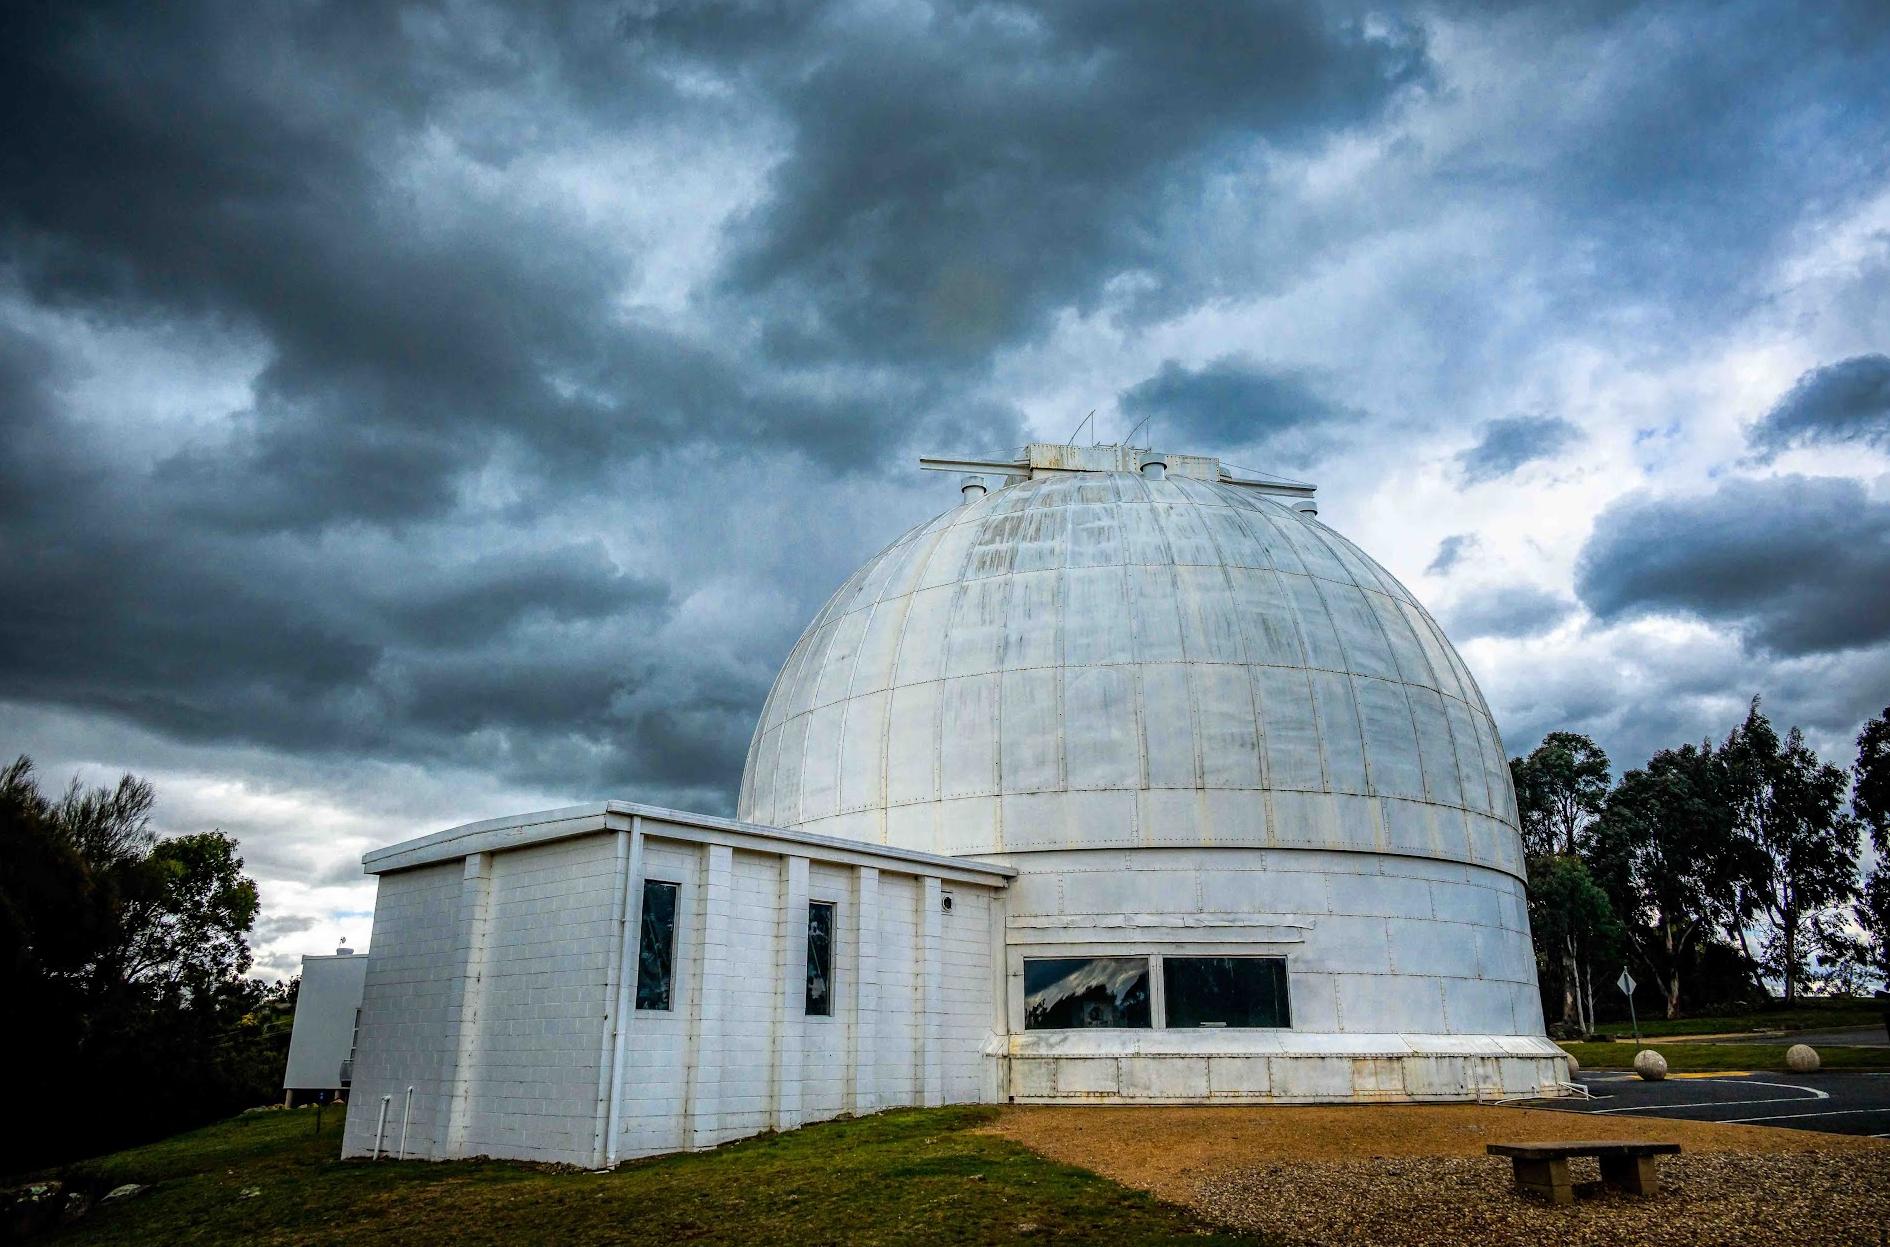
(1690, 1023, 1887, 1048)
(1522, 1072, 1890, 1137)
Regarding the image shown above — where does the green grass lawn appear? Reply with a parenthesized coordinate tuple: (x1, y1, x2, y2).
(1560, 1040, 1890, 1073)
(24, 1105, 1258, 1246)
(1592, 999, 1884, 1039)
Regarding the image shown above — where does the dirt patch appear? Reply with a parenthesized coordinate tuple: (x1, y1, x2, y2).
(985, 1106, 1887, 1247)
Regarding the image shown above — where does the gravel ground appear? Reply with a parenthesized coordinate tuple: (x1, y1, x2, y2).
(987, 1105, 1890, 1247)
(1193, 1152, 1890, 1247)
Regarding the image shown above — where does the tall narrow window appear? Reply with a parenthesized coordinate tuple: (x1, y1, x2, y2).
(1162, 956, 1290, 1029)
(1022, 957, 1152, 1029)
(635, 880, 679, 1011)
(805, 901, 835, 1016)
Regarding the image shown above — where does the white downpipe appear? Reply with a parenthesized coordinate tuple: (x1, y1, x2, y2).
(373, 1094, 392, 1159)
(397, 1087, 414, 1159)
(603, 818, 646, 1169)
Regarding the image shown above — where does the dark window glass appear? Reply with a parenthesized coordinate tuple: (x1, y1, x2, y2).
(806, 901, 835, 1016)
(1162, 956, 1290, 1028)
(1023, 957, 1151, 1029)
(635, 880, 679, 1011)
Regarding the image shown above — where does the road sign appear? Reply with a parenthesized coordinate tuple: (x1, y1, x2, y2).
(1617, 968, 1641, 1045)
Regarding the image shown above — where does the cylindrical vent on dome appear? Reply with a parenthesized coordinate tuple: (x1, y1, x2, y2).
(1139, 454, 1167, 480)
(1293, 498, 1318, 518)
(961, 475, 988, 500)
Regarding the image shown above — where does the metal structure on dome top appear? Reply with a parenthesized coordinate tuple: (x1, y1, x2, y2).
(918, 442, 1317, 499)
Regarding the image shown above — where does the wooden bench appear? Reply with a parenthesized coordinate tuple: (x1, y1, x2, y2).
(1486, 1141, 1681, 1204)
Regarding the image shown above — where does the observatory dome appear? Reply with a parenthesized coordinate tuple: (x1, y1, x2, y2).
(738, 451, 1524, 881)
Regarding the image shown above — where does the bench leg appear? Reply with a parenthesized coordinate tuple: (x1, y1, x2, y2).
(1513, 1157, 1574, 1205)
(1599, 1154, 1660, 1197)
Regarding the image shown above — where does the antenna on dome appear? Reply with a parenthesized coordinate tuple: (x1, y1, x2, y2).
(1065, 410, 1096, 446)
(1123, 413, 1154, 449)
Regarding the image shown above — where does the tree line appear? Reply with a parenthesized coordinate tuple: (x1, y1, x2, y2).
(1514, 700, 1890, 1033)
(0, 757, 292, 1174)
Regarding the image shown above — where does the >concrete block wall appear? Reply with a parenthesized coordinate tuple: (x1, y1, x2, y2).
(345, 814, 1005, 1167)
(340, 862, 465, 1160)
(455, 835, 619, 1161)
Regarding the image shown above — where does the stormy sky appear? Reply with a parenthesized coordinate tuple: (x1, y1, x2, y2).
(4, 1, 1888, 979)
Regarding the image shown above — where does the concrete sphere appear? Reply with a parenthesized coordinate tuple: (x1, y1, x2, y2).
(1562, 1051, 1579, 1077)
(1785, 1043, 1820, 1073)
(1633, 1049, 1668, 1081)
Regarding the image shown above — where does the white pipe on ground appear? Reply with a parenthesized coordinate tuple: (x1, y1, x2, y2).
(373, 1094, 391, 1159)
(398, 1087, 414, 1159)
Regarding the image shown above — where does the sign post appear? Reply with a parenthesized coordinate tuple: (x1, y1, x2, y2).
(1617, 968, 1640, 1045)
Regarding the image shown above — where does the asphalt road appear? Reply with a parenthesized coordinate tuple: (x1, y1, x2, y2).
(1693, 1024, 1887, 1048)
(1521, 1072, 1890, 1137)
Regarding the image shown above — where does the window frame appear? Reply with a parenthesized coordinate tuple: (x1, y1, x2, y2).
(805, 899, 837, 1018)
(1008, 945, 1297, 1033)
(1020, 954, 1155, 1031)
(634, 878, 681, 1012)
(1159, 954, 1293, 1030)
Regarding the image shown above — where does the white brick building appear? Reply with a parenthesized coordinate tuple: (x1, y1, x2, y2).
(343, 445, 1567, 1167)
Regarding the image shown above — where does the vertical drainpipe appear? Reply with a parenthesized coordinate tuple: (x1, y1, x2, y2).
(601, 816, 645, 1168)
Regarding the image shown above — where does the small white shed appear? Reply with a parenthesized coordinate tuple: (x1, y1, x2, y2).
(283, 948, 369, 1104)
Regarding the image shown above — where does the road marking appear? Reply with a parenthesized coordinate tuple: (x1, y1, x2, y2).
(1670, 1071, 1751, 1079)
(1721, 1108, 1890, 1124)
(1584, 1079, 1828, 1114)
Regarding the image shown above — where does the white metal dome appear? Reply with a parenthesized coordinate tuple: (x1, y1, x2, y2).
(738, 449, 1523, 880)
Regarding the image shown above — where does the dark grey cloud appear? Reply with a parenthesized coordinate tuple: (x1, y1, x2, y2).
(1444, 585, 1574, 640)
(1426, 534, 1478, 576)
(1504, 1, 1890, 329)
(1, 0, 1888, 878)
(1455, 415, 1581, 485)
(1118, 358, 1359, 456)
(0, 2, 1021, 538)
(703, 2, 1429, 362)
(1748, 354, 1890, 459)
(1576, 475, 1890, 656)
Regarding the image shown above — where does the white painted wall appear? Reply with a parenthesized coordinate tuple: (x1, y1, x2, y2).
(343, 808, 1008, 1167)
(340, 861, 464, 1160)
(455, 835, 618, 1161)
(995, 846, 1564, 1102)
(282, 951, 368, 1091)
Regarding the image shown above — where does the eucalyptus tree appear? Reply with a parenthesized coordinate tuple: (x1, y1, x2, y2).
(1721, 702, 1861, 1002)
(1591, 742, 1749, 1018)
(1848, 708, 1890, 986)
(1512, 732, 1614, 1028)
(1512, 731, 1613, 858)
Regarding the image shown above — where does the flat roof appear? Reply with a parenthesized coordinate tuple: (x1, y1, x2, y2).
(361, 799, 1017, 885)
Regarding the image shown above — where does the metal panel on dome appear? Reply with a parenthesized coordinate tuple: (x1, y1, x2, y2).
(738, 457, 1528, 881)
